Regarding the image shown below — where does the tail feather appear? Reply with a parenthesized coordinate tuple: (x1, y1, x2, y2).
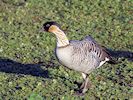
(107, 55, 119, 64)
(101, 46, 118, 64)
(108, 59, 117, 64)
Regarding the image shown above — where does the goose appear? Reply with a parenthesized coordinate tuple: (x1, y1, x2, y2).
(41, 21, 116, 95)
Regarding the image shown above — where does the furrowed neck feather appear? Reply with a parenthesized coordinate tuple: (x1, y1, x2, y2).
(53, 29, 69, 47)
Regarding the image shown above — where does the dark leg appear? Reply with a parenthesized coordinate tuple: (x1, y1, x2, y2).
(79, 73, 87, 90)
(75, 73, 91, 96)
(82, 76, 91, 94)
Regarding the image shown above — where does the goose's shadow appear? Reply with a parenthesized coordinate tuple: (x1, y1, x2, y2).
(0, 50, 132, 78)
(0, 58, 49, 78)
(108, 49, 133, 62)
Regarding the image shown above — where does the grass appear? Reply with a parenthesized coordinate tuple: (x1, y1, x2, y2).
(0, 0, 133, 99)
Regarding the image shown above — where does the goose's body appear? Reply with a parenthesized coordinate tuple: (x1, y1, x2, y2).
(56, 36, 109, 74)
(42, 21, 115, 95)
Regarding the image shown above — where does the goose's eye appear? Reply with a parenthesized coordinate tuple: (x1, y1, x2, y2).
(46, 24, 50, 28)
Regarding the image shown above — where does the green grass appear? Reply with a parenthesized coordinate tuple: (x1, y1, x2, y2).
(0, 0, 133, 99)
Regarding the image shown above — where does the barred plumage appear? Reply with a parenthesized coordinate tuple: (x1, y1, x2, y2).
(56, 36, 110, 74)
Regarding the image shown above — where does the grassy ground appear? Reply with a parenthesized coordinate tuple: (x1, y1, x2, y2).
(0, 0, 133, 99)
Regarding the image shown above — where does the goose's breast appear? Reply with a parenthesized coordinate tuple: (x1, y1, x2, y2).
(55, 47, 72, 68)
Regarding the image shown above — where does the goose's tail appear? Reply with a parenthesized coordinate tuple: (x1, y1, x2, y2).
(108, 57, 118, 64)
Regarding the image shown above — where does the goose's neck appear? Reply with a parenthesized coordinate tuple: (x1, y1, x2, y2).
(54, 30, 69, 47)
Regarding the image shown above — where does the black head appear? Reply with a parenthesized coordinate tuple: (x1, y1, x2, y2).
(42, 21, 60, 32)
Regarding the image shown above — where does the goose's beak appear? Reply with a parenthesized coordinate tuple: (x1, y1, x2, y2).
(39, 27, 45, 33)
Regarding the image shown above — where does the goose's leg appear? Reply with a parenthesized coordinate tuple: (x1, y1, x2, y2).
(82, 75, 91, 94)
(75, 73, 91, 96)
(79, 73, 87, 90)
(80, 73, 92, 94)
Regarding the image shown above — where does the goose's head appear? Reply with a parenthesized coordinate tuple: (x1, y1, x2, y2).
(42, 21, 61, 34)
(41, 21, 69, 47)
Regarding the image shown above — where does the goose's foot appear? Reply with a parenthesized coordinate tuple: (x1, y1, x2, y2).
(74, 90, 84, 96)
(73, 82, 85, 96)
(74, 77, 92, 96)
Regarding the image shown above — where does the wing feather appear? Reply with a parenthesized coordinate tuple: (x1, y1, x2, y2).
(70, 35, 111, 62)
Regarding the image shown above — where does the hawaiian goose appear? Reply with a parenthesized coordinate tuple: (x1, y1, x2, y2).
(41, 21, 115, 95)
